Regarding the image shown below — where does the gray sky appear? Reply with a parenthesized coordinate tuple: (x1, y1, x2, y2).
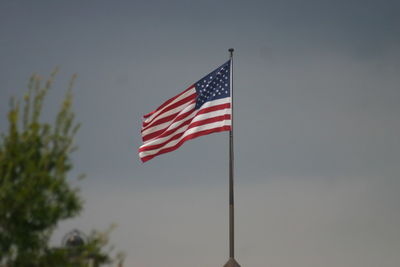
(1, 0, 400, 266)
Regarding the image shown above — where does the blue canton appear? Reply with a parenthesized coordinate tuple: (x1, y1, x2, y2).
(194, 60, 230, 109)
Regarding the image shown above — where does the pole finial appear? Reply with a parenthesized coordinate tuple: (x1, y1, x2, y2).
(229, 48, 234, 56)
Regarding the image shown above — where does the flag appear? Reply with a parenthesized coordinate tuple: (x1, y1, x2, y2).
(139, 60, 231, 162)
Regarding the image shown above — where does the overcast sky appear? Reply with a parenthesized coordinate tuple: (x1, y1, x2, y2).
(1, 0, 400, 266)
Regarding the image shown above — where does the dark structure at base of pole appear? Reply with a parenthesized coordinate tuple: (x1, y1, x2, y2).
(224, 257, 241, 267)
(223, 48, 241, 267)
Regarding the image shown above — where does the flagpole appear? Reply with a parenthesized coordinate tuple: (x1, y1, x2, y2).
(224, 48, 241, 267)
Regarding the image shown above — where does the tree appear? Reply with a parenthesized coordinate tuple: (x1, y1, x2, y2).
(0, 70, 124, 266)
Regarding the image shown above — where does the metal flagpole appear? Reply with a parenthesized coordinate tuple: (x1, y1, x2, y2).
(223, 48, 241, 267)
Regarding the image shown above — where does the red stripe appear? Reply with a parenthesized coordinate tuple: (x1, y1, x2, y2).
(142, 112, 193, 142)
(142, 105, 196, 142)
(140, 125, 231, 162)
(139, 115, 231, 152)
(196, 103, 230, 116)
(142, 93, 196, 127)
(188, 114, 230, 129)
(141, 129, 186, 152)
(142, 94, 197, 128)
(143, 86, 194, 119)
(141, 103, 231, 142)
(141, 99, 196, 133)
(142, 91, 196, 127)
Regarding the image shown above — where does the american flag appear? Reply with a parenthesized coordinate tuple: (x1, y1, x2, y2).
(139, 60, 231, 162)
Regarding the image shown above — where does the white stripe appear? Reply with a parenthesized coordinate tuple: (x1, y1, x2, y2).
(197, 97, 231, 111)
(142, 97, 231, 137)
(139, 119, 231, 158)
(142, 117, 193, 147)
(142, 102, 196, 137)
(191, 108, 231, 123)
(143, 88, 196, 124)
(142, 111, 196, 146)
(142, 93, 196, 130)
(142, 108, 231, 147)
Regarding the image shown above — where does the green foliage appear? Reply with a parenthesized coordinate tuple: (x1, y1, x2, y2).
(0, 72, 124, 266)
(41, 226, 125, 267)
